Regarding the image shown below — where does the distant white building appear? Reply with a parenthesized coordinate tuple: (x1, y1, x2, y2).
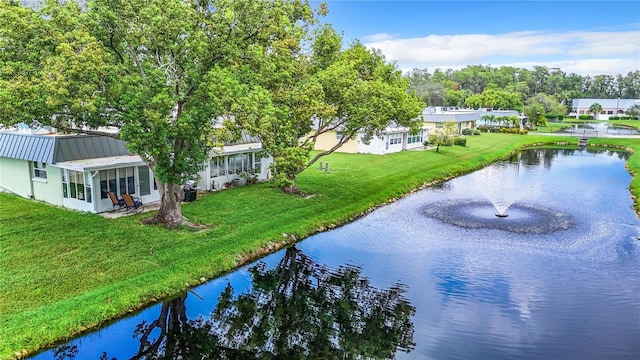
(571, 99, 640, 120)
(421, 107, 523, 133)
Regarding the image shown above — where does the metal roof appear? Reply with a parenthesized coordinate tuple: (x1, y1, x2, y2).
(572, 99, 639, 109)
(224, 131, 261, 146)
(0, 132, 131, 164)
(55, 154, 145, 171)
(422, 112, 480, 123)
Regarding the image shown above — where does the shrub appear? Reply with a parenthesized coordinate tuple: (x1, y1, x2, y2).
(519, 129, 528, 135)
(578, 114, 594, 120)
(476, 126, 489, 132)
(545, 114, 565, 121)
(454, 137, 466, 146)
(511, 128, 519, 134)
(462, 128, 473, 135)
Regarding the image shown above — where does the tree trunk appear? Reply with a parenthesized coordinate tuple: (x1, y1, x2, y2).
(143, 182, 185, 228)
(282, 175, 303, 195)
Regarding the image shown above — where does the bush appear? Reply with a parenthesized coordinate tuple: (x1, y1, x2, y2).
(545, 113, 564, 121)
(476, 126, 489, 132)
(519, 129, 528, 135)
(578, 114, 594, 120)
(454, 137, 466, 146)
(473, 129, 481, 135)
(462, 128, 473, 135)
(511, 128, 519, 134)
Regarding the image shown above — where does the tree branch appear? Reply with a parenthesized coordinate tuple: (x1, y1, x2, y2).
(127, 41, 146, 80)
(306, 132, 355, 168)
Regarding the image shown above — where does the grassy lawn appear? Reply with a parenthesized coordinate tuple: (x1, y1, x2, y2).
(2, 133, 640, 359)
(535, 122, 569, 133)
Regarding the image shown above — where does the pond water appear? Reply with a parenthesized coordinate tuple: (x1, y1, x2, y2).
(31, 149, 640, 360)
(560, 122, 640, 136)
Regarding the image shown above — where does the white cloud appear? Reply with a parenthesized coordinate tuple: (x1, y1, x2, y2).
(364, 30, 640, 76)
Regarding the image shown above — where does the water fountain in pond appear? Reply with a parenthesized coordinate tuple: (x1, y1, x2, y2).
(476, 163, 521, 218)
(425, 158, 574, 233)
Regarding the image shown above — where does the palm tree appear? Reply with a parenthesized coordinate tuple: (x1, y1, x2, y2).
(589, 103, 603, 120)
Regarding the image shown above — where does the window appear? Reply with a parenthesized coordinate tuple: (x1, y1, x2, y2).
(210, 156, 226, 177)
(100, 169, 117, 199)
(33, 161, 47, 179)
(139, 166, 151, 196)
(65, 170, 90, 202)
(119, 167, 135, 194)
(85, 172, 92, 203)
(388, 133, 402, 145)
(407, 130, 424, 144)
(253, 153, 262, 173)
(99, 168, 135, 198)
(336, 131, 344, 141)
(62, 171, 68, 198)
(229, 153, 253, 174)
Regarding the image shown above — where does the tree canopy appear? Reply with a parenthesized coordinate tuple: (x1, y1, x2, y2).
(230, 26, 424, 193)
(0, 0, 323, 227)
(404, 65, 640, 112)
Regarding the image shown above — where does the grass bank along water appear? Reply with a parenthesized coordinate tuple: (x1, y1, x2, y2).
(2, 133, 640, 359)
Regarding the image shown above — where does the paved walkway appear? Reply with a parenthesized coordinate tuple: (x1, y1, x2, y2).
(100, 201, 161, 219)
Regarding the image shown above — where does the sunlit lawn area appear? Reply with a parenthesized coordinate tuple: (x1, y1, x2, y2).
(2, 133, 640, 358)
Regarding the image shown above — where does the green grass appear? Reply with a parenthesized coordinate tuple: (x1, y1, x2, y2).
(2, 133, 640, 359)
(535, 122, 570, 133)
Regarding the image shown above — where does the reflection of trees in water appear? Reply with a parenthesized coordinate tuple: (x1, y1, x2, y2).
(54, 246, 415, 359)
(212, 247, 416, 359)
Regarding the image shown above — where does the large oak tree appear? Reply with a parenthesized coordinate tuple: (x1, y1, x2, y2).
(0, 0, 319, 227)
(230, 25, 424, 193)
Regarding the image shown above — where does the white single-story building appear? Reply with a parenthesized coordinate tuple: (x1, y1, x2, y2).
(421, 107, 479, 133)
(311, 124, 428, 155)
(571, 98, 640, 120)
(0, 128, 161, 213)
(0, 126, 274, 213)
(197, 132, 273, 190)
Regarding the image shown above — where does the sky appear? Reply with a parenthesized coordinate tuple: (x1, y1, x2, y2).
(316, 0, 640, 76)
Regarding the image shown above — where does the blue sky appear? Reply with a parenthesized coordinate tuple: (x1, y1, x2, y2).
(316, 1, 640, 76)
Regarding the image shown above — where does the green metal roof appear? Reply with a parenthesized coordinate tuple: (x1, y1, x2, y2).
(0, 132, 131, 164)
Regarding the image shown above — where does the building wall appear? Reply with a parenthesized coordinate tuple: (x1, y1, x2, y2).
(32, 166, 63, 206)
(0, 157, 31, 198)
(423, 121, 475, 134)
(357, 135, 388, 154)
(313, 131, 359, 154)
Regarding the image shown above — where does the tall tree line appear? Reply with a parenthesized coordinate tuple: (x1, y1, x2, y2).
(406, 65, 640, 108)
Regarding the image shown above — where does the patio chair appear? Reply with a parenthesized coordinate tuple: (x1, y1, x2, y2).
(108, 191, 125, 211)
(121, 193, 145, 213)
